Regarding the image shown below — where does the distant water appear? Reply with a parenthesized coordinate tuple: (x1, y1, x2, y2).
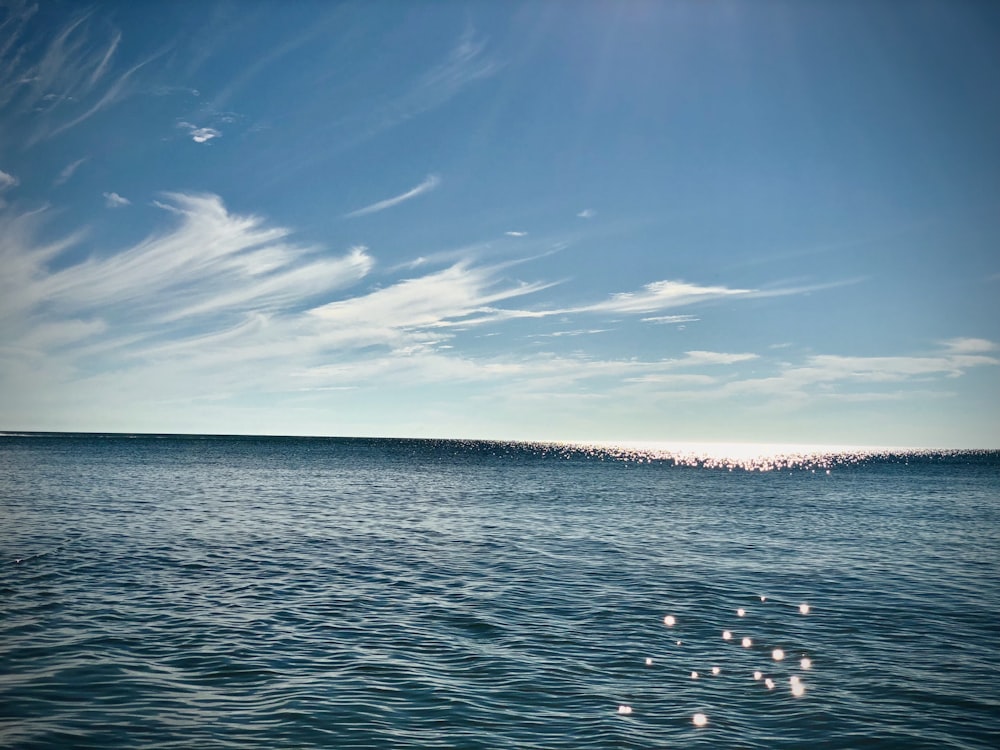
(1, 434, 998, 749)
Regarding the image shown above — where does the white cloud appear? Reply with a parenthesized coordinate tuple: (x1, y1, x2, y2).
(345, 174, 440, 218)
(1, 192, 372, 333)
(177, 121, 222, 143)
(583, 280, 752, 314)
(0, 169, 18, 191)
(642, 314, 699, 325)
(719, 345, 999, 402)
(680, 350, 759, 366)
(941, 337, 997, 354)
(103, 191, 130, 208)
(55, 157, 88, 185)
(577, 208, 595, 219)
(309, 260, 550, 336)
(505, 231, 528, 237)
(533, 328, 609, 338)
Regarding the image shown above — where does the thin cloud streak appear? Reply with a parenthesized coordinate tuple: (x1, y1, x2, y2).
(0, 7, 159, 146)
(55, 157, 88, 185)
(345, 174, 441, 218)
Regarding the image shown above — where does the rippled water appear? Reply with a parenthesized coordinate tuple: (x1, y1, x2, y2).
(1, 435, 998, 749)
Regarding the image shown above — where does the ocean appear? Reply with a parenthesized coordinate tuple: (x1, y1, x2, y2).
(1, 434, 998, 749)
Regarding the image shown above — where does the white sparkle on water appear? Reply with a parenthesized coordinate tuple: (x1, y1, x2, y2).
(625, 585, 823, 721)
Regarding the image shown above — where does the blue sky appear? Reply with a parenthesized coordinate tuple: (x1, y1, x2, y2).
(1, 0, 998, 447)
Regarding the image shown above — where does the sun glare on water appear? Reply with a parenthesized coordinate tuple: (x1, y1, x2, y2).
(570, 440, 920, 472)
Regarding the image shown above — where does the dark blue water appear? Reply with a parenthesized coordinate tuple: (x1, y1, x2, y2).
(1, 435, 998, 749)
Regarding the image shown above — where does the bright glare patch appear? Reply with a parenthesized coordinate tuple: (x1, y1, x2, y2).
(712, 666, 720, 675)
(765, 678, 775, 690)
(691, 671, 699, 679)
(753, 670, 762, 681)
(618, 705, 632, 715)
(760, 595, 767, 601)
(580, 441, 914, 472)
(799, 603, 810, 615)
(791, 680, 806, 697)
(645, 657, 653, 666)
(722, 630, 732, 640)
(692, 712, 708, 727)
(664, 615, 676, 627)
(742, 637, 752, 648)
(800, 657, 812, 670)
(737, 608, 746, 617)
(772, 648, 785, 661)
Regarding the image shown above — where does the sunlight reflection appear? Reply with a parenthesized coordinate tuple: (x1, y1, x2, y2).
(569, 440, 919, 472)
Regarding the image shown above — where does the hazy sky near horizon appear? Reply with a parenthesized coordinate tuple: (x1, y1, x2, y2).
(1, 0, 998, 447)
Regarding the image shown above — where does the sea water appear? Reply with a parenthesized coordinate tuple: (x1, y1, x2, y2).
(1, 434, 998, 749)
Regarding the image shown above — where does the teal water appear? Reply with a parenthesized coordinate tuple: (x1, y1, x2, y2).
(1, 435, 998, 748)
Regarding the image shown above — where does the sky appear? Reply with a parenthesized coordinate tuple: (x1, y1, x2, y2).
(1, 0, 998, 447)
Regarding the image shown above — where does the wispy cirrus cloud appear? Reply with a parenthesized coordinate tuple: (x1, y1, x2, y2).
(383, 27, 498, 127)
(941, 337, 997, 354)
(345, 174, 441, 218)
(1, 193, 373, 344)
(642, 314, 699, 325)
(583, 279, 751, 314)
(55, 157, 88, 186)
(717, 344, 1000, 402)
(0, 4, 154, 146)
